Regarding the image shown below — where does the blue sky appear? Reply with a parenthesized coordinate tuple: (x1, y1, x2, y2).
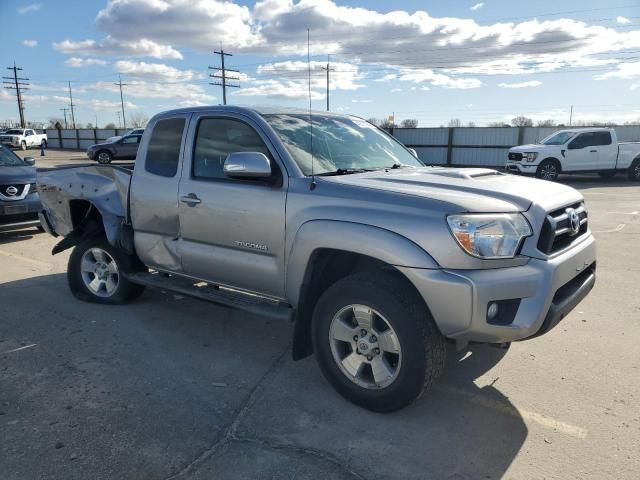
(1, 0, 639, 128)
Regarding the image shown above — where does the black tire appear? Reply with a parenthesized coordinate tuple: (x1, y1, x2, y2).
(628, 158, 640, 182)
(312, 272, 446, 412)
(20, 141, 27, 151)
(41, 139, 47, 149)
(96, 150, 113, 164)
(67, 236, 145, 304)
(536, 158, 560, 181)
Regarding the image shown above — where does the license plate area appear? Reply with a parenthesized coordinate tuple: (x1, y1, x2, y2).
(2, 205, 28, 215)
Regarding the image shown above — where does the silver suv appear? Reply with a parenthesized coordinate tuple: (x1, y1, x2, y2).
(38, 106, 596, 412)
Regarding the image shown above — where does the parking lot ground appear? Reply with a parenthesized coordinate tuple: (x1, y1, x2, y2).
(15, 148, 132, 170)
(1, 153, 639, 479)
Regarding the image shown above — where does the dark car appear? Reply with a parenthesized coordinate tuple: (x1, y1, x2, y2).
(0, 145, 41, 232)
(86, 134, 142, 164)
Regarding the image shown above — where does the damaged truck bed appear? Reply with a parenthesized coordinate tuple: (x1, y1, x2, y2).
(38, 165, 134, 254)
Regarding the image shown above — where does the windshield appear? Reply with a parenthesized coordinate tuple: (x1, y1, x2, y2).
(5, 129, 24, 135)
(0, 146, 26, 166)
(541, 131, 575, 145)
(263, 114, 424, 175)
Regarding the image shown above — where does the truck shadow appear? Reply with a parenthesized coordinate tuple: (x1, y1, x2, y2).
(559, 174, 639, 190)
(0, 227, 42, 245)
(0, 274, 526, 480)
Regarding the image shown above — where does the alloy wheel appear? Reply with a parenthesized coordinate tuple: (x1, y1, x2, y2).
(329, 304, 402, 389)
(80, 247, 119, 297)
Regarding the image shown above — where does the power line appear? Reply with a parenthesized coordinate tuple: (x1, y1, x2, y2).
(114, 75, 128, 128)
(209, 50, 240, 105)
(3, 62, 29, 128)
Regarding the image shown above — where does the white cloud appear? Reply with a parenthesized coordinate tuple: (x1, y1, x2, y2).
(398, 69, 482, 89)
(351, 99, 372, 103)
(51, 95, 139, 111)
(53, 37, 182, 60)
(22, 39, 38, 47)
(595, 62, 640, 80)
(17, 3, 41, 14)
(113, 61, 202, 81)
(498, 80, 542, 88)
(391, 88, 402, 92)
(65, 57, 108, 68)
(631, 83, 639, 91)
(617, 16, 631, 25)
(90, 80, 215, 106)
(470, 3, 484, 11)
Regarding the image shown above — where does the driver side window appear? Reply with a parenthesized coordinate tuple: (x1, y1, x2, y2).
(569, 132, 598, 149)
(192, 118, 273, 180)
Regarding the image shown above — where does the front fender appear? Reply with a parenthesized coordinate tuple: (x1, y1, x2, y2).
(285, 220, 439, 307)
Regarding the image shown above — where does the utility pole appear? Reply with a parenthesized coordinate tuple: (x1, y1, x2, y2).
(114, 75, 128, 128)
(116, 111, 121, 128)
(60, 107, 68, 128)
(321, 55, 335, 112)
(209, 50, 240, 105)
(569, 104, 574, 126)
(67, 81, 77, 128)
(95, 114, 98, 129)
(3, 62, 30, 128)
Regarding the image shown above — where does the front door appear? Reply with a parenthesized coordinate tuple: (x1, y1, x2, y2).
(564, 132, 599, 171)
(177, 113, 288, 298)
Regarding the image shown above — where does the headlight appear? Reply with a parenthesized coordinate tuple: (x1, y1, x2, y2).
(446, 213, 532, 259)
(525, 152, 538, 162)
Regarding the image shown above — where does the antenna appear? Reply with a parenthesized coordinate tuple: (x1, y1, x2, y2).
(308, 29, 316, 190)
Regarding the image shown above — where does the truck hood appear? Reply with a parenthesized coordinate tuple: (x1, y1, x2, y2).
(320, 167, 582, 213)
(0, 165, 36, 184)
(509, 144, 545, 153)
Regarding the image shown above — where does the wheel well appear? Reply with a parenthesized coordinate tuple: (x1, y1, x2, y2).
(291, 249, 420, 360)
(69, 199, 103, 230)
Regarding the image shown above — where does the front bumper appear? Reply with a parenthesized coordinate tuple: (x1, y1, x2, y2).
(86, 150, 97, 160)
(505, 162, 538, 175)
(0, 194, 41, 232)
(0, 139, 22, 148)
(398, 233, 597, 343)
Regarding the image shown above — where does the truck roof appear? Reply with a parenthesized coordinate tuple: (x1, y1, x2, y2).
(151, 105, 353, 120)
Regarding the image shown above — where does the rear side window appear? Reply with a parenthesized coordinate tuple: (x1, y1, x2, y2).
(595, 131, 612, 146)
(192, 118, 271, 180)
(145, 118, 185, 177)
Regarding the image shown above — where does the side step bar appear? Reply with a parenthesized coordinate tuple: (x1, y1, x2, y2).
(126, 271, 294, 322)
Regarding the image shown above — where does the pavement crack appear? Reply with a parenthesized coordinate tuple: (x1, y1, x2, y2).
(230, 435, 368, 480)
(164, 345, 290, 480)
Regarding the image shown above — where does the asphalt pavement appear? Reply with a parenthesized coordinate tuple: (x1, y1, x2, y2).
(1, 149, 638, 479)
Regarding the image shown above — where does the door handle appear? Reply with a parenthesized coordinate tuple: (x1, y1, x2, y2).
(180, 193, 201, 205)
(589, 150, 597, 153)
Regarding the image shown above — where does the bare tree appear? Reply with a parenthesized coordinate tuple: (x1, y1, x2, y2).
(447, 118, 463, 127)
(467, 121, 476, 128)
(400, 118, 419, 128)
(104, 122, 117, 129)
(536, 119, 556, 127)
(380, 118, 398, 129)
(487, 121, 510, 127)
(128, 111, 149, 128)
(47, 117, 64, 128)
(366, 117, 381, 126)
(511, 116, 534, 127)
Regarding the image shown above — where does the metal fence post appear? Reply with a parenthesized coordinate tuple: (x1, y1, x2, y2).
(76, 128, 80, 150)
(94, 128, 98, 144)
(517, 126, 525, 146)
(57, 126, 62, 149)
(446, 127, 454, 166)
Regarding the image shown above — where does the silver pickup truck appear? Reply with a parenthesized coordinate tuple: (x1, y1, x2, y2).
(37, 106, 596, 412)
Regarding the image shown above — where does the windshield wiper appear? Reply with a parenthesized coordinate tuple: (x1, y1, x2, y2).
(316, 168, 376, 176)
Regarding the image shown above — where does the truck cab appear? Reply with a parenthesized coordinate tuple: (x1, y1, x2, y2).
(506, 128, 640, 181)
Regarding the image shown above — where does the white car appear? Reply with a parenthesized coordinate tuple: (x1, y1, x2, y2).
(0, 129, 48, 150)
(105, 128, 144, 144)
(506, 128, 640, 181)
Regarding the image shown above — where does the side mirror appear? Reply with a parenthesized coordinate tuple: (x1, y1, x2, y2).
(24, 157, 35, 166)
(224, 152, 272, 179)
(407, 148, 418, 158)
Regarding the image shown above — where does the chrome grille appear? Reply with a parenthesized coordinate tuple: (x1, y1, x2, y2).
(508, 152, 523, 161)
(538, 202, 588, 254)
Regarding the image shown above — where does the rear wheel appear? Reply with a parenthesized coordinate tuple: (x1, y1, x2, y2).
(312, 272, 446, 412)
(536, 159, 560, 181)
(68, 237, 144, 304)
(628, 159, 640, 182)
(97, 150, 113, 164)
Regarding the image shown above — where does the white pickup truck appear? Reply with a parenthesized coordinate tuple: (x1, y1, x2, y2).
(506, 128, 640, 181)
(0, 128, 48, 150)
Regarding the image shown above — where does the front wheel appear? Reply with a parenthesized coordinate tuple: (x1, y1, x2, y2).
(536, 159, 560, 181)
(628, 159, 640, 182)
(67, 237, 145, 304)
(96, 150, 113, 164)
(312, 272, 446, 412)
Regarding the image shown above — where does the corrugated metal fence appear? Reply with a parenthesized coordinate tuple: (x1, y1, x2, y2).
(40, 128, 133, 150)
(38, 125, 640, 168)
(391, 125, 640, 168)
